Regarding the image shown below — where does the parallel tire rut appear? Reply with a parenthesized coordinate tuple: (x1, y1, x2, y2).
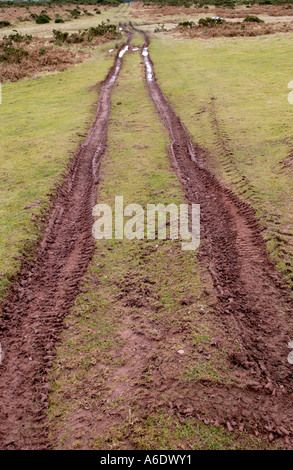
(129, 24, 293, 443)
(0, 38, 132, 450)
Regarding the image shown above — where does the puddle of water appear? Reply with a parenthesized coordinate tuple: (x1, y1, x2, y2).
(119, 45, 129, 58)
(142, 47, 153, 82)
(109, 45, 130, 85)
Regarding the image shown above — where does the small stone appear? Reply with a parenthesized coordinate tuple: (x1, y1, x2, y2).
(177, 349, 184, 355)
(288, 351, 293, 365)
(227, 421, 233, 432)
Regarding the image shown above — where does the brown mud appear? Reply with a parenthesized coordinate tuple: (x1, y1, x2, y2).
(129, 24, 293, 444)
(0, 36, 132, 450)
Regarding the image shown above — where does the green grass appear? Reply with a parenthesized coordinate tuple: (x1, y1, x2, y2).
(94, 411, 281, 450)
(149, 32, 293, 291)
(0, 40, 121, 297)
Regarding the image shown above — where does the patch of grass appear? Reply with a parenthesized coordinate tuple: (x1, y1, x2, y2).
(243, 14, 264, 22)
(94, 411, 280, 450)
(0, 42, 118, 297)
(0, 6, 125, 41)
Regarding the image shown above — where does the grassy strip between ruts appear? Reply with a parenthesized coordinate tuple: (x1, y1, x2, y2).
(47, 50, 278, 450)
(0, 40, 121, 298)
(148, 32, 293, 293)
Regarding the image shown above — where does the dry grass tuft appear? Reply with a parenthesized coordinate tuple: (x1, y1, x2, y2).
(0, 41, 88, 82)
(0, 27, 120, 82)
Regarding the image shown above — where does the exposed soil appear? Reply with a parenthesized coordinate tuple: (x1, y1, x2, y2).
(282, 151, 293, 169)
(129, 24, 293, 445)
(0, 37, 131, 450)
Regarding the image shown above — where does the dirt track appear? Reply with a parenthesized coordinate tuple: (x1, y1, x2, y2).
(0, 37, 132, 449)
(1, 24, 293, 449)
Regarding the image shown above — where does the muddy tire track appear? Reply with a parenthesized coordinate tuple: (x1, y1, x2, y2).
(208, 98, 293, 292)
(0, 38, 131, 450)
(129, 24, 293, 442)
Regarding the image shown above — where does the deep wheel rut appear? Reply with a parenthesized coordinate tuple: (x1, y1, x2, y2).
(0, 38, 132, 450)
(129, 24, 293, 443)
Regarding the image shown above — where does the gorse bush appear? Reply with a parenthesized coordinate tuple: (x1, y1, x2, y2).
(53, 22, 119, 45)
(243, 15, 264, 22)
(0, 21, 11, 28)
(53, 29, 69, 44)
(88, 21, 118, 37)
(35, 14, 51, 24)
(154, 23, 167, 32)
(3, 32, 32, 43)
(178, 21, 196, 28)
(0, 45, 29, 63)
(198, 17, 226, 27)
(67, 8, 81, 18)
